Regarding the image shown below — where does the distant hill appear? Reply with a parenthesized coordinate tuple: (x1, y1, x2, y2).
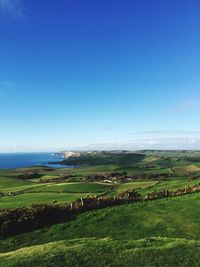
(59, 151, 146, 166)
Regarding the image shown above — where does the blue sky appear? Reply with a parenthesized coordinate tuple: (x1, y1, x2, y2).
(1, 0, 200, 152)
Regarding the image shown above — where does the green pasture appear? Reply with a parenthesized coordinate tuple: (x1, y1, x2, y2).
(0, 176, 32, 190)
(0, 192, 92, 209)
(0, 237, 199, 267)
(1, 193, 200, 266)
(0, 184, 43, 193)
(173, 164, 200, 175)
(1, 193, 200, 251)
(28, 182, 112, 193)
(0, 182, 112, 209)
(138, 178, 200, 195)
(116, 181, 158, 193)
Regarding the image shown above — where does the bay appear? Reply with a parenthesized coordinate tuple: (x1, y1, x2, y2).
(0, 152, 71, 169)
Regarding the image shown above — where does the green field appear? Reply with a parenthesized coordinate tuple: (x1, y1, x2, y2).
(0, 192, 93, 209)
(116, 181, 158, 193)
(138, 178, 200, 195)
(1, 237, 199, 267)
(27, 182, 112, 193)
(0, 182, 112, 209)
(1, 193, 200, 266)
(0, 176, 32, 190)
(0, 151, 200, 209)
(1, 150, 200, 266)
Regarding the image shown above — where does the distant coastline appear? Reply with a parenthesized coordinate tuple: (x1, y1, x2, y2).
(0, 152, 76, 169)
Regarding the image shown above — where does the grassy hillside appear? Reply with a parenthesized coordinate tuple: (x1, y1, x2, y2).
(116, 181, 158, 193)
(59, 151, 146, 166)
(1, 237, 200, 267)
(0, 176, 32, 189)
(0, 193, 200, 266)
(2, 193, 200, 248)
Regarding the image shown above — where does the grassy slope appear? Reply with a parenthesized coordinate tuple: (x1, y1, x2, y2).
(0, 193, 199, 249)
(61, 152, 146, 166)
(173, 164, 200, 175)
(0, 176, 32, 190)
(138, 178, 200, 195)
(0, 193, 200, 266)
(0, 184, 43, 193)
(1, 237, 200, 267)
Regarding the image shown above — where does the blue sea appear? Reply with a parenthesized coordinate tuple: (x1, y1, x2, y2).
(0, 153, 72, 169)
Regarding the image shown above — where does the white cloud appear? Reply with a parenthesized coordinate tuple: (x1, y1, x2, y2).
(126, 130, 200, 150)
(2, 136, 200, 152)
(58, 136, 200, 151)
(2, 129, 200, 152)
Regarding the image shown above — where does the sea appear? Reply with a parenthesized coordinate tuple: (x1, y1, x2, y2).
(0, 152, 72, 169)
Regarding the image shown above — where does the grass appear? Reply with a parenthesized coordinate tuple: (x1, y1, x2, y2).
(116, 181, 158, 193)
(0, 184, 43, 193)
(115, 166, 173, 175)
(61, 152, 146, 167)
(0, 176, 32, 190)
(0, 182, 112, 209)
(0, 237, 200, 267)
(0, 192, 94, 209)
(28, 182, 112, 193)
(1, 193, 200, 266)
(138, 178, 200, 195)
(1, 193, 200, 251)
(173, 165, 200, 175)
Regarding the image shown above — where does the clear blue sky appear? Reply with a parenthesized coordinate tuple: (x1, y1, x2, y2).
(1, 0, 200, 151)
